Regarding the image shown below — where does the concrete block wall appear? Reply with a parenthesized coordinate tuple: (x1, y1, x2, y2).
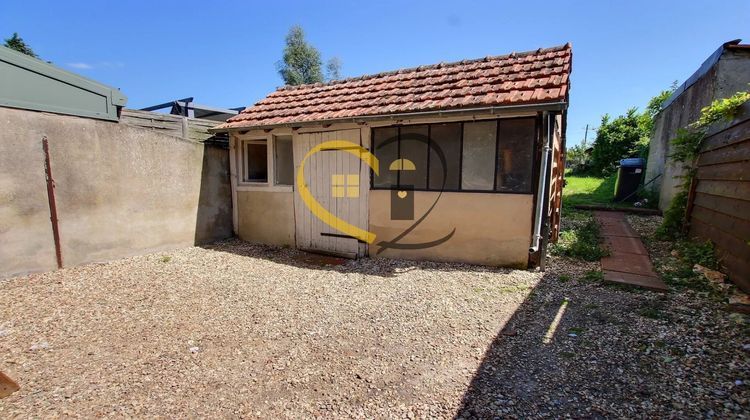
(0, 106, 232, 278)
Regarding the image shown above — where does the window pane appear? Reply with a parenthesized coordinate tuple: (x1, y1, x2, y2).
(274, 136, 294, 186)
(398, 125, 428, 189)
(428, 123, 461, 191)
(246, 142, 268, 182)
(496, 118, 535, 193)
(372, 127, 398, 188)
(461, 121, 497, 190)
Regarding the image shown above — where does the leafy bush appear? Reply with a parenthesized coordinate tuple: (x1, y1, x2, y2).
(661, 239, 721, 294)
(655, 189, 688, 240)
(588, 109, 646, 175)
(584, 85, 676, 176)
(566, 143, 591, 174)
(676, 239, 718, 271)
(694, 91, 750, 128)
(551, 211, 607, 261)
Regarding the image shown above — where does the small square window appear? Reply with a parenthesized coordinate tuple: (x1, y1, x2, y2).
(243, 140, 268, 183)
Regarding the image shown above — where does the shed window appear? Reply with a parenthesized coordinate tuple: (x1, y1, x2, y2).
(461, 121, 497, 191)
(274, 135, 294, 185)
(429, 123, 461, 190)
(496, 118, 535, 192)
(372, 127, 398, 188)
(244, 140, 268, 183)
(371, 117, 536, 193)
(398, 125, 428, 189)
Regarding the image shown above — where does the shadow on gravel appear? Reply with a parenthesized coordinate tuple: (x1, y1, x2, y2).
(200, 238, 523, 279)
(454, 272, 645, 418)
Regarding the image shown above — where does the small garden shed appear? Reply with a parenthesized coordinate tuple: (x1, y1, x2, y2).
(214, 44, 571, 267)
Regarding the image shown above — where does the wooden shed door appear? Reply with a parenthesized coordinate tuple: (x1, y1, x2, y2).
(293, 129, 368, 258)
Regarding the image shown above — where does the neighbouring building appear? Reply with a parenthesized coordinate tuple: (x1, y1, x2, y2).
(645, 39, 750, 210)
(141, 97, 244, 122)
(213, 44, 571, 268)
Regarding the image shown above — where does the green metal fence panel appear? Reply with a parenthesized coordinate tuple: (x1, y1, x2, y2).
(0, 46, 127, 121)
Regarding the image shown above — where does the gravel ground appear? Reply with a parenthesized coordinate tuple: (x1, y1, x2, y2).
(1, 226, 749, 418)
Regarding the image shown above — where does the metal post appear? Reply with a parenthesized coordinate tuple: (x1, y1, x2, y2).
(42, 136, 63, 269)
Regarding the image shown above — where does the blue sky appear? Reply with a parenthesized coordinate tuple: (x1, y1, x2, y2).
(2, 1, 748, 146)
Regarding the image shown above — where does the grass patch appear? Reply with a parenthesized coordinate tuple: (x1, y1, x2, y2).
(563, 174, 617, 208)
(563, 172, 653, 211)
(583, 270, 604, 282)
(160, 255, 172, 263)
(558, 274, 571, 283)
(550, 210, 607, 261)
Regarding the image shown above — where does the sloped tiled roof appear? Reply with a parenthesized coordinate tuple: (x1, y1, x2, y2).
(219, 43, 571, 129)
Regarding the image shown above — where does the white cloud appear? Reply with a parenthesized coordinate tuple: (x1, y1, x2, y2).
(66, 61, 124, 70)
(67, 62, 93, 70)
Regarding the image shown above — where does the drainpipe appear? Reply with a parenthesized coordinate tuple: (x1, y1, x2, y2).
(530, 112, 553, 253)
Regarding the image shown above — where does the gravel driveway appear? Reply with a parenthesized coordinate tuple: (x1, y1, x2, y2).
(2, 228, 749, 418)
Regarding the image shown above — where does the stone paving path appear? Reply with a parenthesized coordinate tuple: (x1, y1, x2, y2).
(594, 211, 668, 292)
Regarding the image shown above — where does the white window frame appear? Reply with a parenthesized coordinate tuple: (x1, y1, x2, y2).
(236, 134, 294, 192)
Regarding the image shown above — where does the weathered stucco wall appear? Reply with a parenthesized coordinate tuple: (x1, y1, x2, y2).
(368, 190, 533, 267)
(0, 110, 59, 275)
(236, 190, 295, 247)
(0, 106, 232, 277)
(195, 144, 233, 244)
(645, 66, 718, 211)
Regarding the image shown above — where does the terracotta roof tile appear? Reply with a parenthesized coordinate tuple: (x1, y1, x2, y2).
(219, 43, 571, 129)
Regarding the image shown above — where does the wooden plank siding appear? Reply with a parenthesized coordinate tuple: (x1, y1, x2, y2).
(292, 128, 366, 258)
(688, 111, 750, 292)
(548, 114, 564, 242)
(120, 109, 220, 143)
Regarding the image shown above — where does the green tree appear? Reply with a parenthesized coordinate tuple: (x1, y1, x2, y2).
(566, 143, 589, 173)
(587, 83, 677, 175)
(639, 81, 678, 134)
(3, 32, 38, 58)
(277, 26, 324, 85)
(589, 109, 645, 174)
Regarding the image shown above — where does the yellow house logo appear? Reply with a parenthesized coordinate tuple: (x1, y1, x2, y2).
(297, 135, 454, 252)
(297, 140, 379, 244)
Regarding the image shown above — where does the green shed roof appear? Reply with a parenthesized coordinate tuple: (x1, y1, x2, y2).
(0, 46, 127, 121)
